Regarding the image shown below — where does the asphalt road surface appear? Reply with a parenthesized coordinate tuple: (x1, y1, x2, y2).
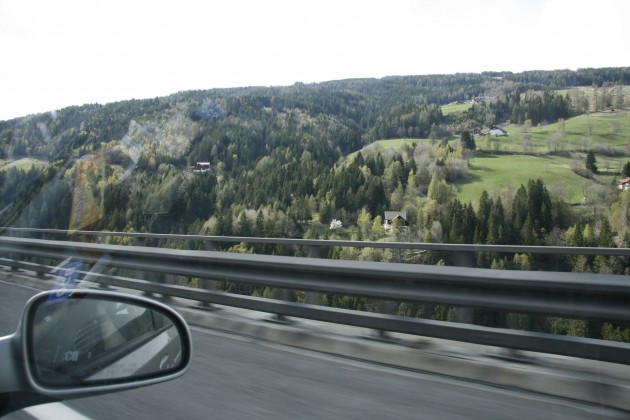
(0, 278, 626, 419)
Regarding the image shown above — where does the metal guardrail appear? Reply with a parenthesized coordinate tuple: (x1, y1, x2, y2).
(2, 227, 630, 257)
(1, 235, 630, 365)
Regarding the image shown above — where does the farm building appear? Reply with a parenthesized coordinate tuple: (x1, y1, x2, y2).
(384, 211, 408, 231)
(193, 162, 211, 172)
(488, 126, 508, 137)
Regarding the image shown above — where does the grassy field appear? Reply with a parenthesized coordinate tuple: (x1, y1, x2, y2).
(493, 111, 630, 152)
(347, 138, 425, 161)
(557, 85, 630, 103)
(0, 158, 47, 171)
(453, 154, 597, 204)
(348, 110, 630, 208)
(559, 112, 630, 146)
(441, 102, 473, 115)
(458, 109, 630, 206)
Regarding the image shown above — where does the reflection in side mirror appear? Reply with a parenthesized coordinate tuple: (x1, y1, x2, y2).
(24, 290, 192, 392)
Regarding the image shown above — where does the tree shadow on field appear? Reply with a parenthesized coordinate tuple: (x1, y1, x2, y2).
(456, 171, 484, 186)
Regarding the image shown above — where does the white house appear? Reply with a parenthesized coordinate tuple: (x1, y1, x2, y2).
(329, 219, 342, 230)
(384, 211, 408, 231)
(488, 126, 508, 137)
(618, 177, 630, 190)
(193, 162, 211, 172)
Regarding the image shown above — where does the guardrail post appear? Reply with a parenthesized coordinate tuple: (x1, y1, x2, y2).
(451, 249, 513, 328)
(266, 243, 323, 323)
(304, 245, 321, 305)
(160, 272, 173, 303)
(268, 240, 293, 323)
(82, 254, 111, 290)
(9, 249, 20, 272)
(133, 237, 156, 298)
(269, 287, 290, 323)
(33, 231, 48, 276)
(452, 251, 474, 324)
(196, 240, 218, 310)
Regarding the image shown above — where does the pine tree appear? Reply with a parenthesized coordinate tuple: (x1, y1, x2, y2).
(254, 210, 265, 236)
(599, 217, 614, 248)
(462, 203, 477, 243)
(511, 185, 528, 228)
(475, 191, 492, 243)
(460, 130, 476, 150)
(487, 198, 507, 245)
(585, 150, 598, 173)
(238, 211, 252, 236)
(319, 201, 333, 224)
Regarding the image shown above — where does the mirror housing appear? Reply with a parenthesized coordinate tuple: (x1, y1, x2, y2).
(0, 290, 192, 414)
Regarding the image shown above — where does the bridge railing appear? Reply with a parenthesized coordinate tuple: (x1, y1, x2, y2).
(2, 226, 630, 258)
(1, 233, 630, 365)
(5, 226, 629, 322)
(0, 236, 630, 364)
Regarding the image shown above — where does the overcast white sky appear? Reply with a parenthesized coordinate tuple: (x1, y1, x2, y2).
(0, 0, 628, 120)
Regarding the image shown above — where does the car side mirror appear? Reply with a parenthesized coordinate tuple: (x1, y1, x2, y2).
(0, 290, 192, 415)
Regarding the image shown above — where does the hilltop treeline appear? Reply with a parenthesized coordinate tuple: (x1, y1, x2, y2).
(484, 67, 630, 89)
(3, 67, 629, 156)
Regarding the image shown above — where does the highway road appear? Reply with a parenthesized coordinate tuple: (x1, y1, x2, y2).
(0, 278, 626, 419)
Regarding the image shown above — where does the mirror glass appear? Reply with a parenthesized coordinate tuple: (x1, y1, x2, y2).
(28, 293, 185, 387)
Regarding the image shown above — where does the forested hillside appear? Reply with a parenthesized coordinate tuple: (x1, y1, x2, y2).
(1, 68, 630, 269)
(4, 67, 630, 341)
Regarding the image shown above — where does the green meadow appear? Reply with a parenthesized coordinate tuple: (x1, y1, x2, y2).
(453, 154, 591, 204)
(490, 111, 630, 154)
(349, 110, 630, 207)
(458, 111, 630, 203)
(441, 102, 473, 115)
(347, 138, 423, 161)
(0, 158, 47, 171)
